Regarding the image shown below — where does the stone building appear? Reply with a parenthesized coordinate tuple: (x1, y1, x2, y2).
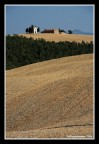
(42, 29, 59, 34)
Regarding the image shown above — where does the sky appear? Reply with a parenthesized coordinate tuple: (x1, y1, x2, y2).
(5, 5, 94, 35)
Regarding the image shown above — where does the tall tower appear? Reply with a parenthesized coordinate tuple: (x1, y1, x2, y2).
(34, 26, 37, 34)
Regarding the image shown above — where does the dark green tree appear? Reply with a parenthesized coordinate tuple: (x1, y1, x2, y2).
(29, 27, 32, 33)
(59, 29, 66, 33)
(26, 28, 29, 33)
(31, 25, 34, 33)
(68, 30, 72, 34)
(37, 27, 40, 32)
(31, 25, 34, 28)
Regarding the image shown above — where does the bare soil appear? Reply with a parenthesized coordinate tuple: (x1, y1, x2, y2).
(6, 54, 94, 139)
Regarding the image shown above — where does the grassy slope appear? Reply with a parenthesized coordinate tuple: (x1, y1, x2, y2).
(19, 33, 93, 42)
(6, 54, 94, 138)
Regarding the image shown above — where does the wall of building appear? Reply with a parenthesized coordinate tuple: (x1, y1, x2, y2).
(54, 29, 59, 34)
(34, 27, 37, 33)
(42, 29, 59, 34)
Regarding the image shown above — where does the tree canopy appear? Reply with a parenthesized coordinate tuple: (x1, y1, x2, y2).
(68, 30, 72, 34)
(6, 35, 93, 70)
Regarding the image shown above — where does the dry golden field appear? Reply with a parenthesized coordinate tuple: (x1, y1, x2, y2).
(6, 54, 94, 139)
(19, 33, 93, 43)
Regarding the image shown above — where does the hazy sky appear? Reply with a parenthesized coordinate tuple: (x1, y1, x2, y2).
(5, 5, 94, 35)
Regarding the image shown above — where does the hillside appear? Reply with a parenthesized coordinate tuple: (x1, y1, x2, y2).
(72, 29, 93, 35)
(19, 33, 93, 42)
(6, 54, 94, 139)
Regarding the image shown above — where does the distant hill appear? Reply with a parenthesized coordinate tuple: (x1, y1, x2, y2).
(73, 29, 93, 35)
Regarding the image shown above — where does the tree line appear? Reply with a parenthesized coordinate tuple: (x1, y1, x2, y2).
(6, 35, 93, 70)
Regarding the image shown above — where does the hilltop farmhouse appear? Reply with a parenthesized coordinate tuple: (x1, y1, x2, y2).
(26, 25, 60, 34)
(41, 29, 59, 34)
(26, 25, 67, 34)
